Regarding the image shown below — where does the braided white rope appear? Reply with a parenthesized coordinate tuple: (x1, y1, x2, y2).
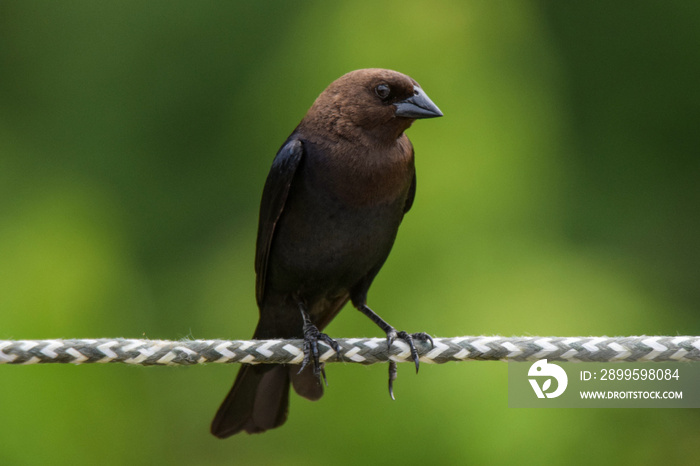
(1, 336, 698, 366)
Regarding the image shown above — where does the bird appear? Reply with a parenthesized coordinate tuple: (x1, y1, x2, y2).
(211, 68, 442, 438)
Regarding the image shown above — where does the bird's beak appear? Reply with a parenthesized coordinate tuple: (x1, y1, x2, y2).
(394, 86, 443, 119)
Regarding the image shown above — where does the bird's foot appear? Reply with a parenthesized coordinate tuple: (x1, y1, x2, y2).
(386, 329, 434, 399)
(387, 330, 434, 372)
(299, 308, 340, 386)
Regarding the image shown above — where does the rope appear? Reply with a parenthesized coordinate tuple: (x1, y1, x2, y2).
(1, 336, 698, 366)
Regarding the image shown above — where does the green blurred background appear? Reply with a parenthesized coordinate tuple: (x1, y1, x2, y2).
(1, 1, 699, 464)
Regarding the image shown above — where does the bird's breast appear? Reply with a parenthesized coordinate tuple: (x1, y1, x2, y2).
(265, 140, 414, 297)
(305, 136, 414, 207)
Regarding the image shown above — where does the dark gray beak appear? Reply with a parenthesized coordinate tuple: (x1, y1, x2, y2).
(394, 86, 443, 119)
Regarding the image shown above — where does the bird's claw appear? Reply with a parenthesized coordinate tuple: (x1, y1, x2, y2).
(386, 329, 434, 399)
(387, 330, 434, 373)
(299, 309, 340, 386)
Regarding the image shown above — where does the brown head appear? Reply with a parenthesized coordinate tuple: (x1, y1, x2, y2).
(298, 68, 442, 146)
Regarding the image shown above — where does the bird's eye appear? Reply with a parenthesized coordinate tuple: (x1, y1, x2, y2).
(375, 84, 391, 100)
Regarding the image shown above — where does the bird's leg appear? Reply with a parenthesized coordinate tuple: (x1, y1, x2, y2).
(298, 303, 340, 386)
(356, 304, 433, 399)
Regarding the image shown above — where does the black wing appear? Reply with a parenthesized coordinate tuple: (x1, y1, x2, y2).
(254, 137, 305, 307)
(403, 142, 417, 214)
(404, 171, 416, 214)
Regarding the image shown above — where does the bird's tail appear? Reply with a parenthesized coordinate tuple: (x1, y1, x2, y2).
(211, 362, 323, 438)
(211, 299, 336, 438)
(211, 364, 290, 438)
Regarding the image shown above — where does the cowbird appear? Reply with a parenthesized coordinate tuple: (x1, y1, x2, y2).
(211, 68, 442, 438)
